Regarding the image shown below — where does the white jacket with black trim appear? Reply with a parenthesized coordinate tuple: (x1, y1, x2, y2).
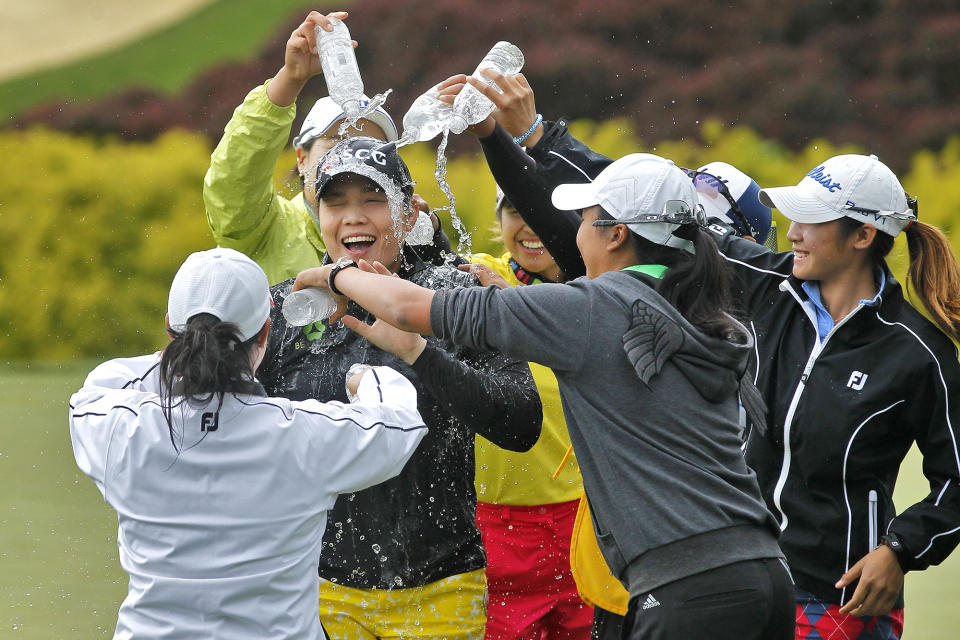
(69, 354, 427, 640)
(713, 228, 960, 607)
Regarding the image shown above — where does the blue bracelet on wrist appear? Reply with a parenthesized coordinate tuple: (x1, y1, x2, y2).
(513, 113, 543, 145)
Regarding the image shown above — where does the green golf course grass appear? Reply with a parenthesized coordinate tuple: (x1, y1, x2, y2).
(2, 360, 958, 638)
(0, 0, 324, 121)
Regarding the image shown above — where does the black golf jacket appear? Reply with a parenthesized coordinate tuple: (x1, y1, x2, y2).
(714, 228, 960, 606)
(258, 249, 541, 590)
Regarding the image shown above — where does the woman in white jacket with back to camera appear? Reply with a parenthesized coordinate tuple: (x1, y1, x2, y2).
(69, 247, 428, 640)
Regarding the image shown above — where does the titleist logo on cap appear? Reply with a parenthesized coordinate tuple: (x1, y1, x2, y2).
(806, 166, 842, 193)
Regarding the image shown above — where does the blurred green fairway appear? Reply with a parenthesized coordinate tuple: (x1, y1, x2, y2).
(0, 0, 322, 120)
(2, 360, 959, 638)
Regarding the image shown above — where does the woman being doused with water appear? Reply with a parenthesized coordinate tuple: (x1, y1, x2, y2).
(295, 152, 796, 640)
(69, 247, 427, 639)
(257, 136, 542, 639)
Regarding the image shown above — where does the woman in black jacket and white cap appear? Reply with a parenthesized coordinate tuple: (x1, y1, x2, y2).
(711, 153, 960, 639)
(292, 152, 796, 640)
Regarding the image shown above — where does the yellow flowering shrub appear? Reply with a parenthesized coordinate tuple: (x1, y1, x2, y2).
(3, 122, 958, 360)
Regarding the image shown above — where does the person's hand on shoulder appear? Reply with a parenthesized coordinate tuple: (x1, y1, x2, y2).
(340, 261, 428, 364)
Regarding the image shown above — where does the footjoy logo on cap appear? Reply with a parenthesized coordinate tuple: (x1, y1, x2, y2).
(806, 165, 842, 193)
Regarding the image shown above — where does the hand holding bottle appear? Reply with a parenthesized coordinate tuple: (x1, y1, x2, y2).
(436, 71, 543, 146)
(397, 83, 455, 146)
(447, 42, 524, 133)
(268, 10, 353, 107)
(315, 16, 365, 119)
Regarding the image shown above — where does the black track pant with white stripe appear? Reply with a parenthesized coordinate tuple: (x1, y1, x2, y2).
(624, 558, 795, 640)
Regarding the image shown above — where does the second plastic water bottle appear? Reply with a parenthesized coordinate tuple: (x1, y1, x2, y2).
(282, 287, 338, 326)
(448, 42, 524, 134)
(315, 17, 364, 119)
(397, 84, 454, 146)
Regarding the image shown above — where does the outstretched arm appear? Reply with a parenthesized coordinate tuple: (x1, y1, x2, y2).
(292, 262, 541, 451)
(292, 261, 436, 334)
(436, 73, 586, 279)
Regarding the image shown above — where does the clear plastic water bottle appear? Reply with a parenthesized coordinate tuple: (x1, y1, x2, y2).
(282, 287, 338, 326)
(315, 18, 364, 120)
(448, 42, 524, 134)
(405, 211, 436, 245)
(397, 84, 454, 146)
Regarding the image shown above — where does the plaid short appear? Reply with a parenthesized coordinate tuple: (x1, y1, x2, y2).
(795, 588, 904, 640)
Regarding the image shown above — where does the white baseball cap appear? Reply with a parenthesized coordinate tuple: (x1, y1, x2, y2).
(759, 154, 916, 237)
(551, 153, 703, 253)
(168, 248, 271, 341)
(293, 96, 398, 149)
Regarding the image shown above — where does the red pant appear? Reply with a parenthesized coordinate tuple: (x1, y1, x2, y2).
(477, 500, 593, 640)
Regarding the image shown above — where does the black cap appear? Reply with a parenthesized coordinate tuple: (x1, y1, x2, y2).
(314, 137, 414, 208)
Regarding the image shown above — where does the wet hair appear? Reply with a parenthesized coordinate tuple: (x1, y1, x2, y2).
(609, 210, 740, 339)
(159, 313, 260, 452)
(838, 216, 960, 342)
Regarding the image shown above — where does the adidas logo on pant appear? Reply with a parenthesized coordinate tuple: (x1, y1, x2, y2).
(641, 593, 660, 610)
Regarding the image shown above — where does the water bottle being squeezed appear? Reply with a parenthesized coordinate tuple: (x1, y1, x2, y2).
(448, 42, 524, 134)
(396, 84, 454, 147)
(282, 287, 339, 326)
(315, 17, 364, 120)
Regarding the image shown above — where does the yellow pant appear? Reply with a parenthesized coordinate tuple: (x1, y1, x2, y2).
(318, 569, 487, 640)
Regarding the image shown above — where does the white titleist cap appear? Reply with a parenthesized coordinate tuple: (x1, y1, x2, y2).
(551, 153, 701, 253)
(293, 96, 398, 149)
(759, 154, 915, 237)
(168, 248, 271, 341)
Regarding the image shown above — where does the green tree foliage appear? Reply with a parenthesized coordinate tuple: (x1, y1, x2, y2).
(4, 123, 959, 360)
(0, 128, 213, 360)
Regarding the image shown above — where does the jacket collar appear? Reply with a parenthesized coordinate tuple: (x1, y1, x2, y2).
(780, 262, 904, 319)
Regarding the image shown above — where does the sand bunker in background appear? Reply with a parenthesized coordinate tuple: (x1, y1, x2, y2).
(0, 0, 216, 82)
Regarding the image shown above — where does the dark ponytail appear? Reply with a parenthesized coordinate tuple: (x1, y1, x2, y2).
(838, 217, 960, 343)
(630, 226, 740, 339)
(905, 222, 960, 342)
(159, 313, 259, 451)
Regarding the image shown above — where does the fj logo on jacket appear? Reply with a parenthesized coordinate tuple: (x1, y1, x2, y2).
(846, 371, 869, 391)
(201, 412, 219, 432)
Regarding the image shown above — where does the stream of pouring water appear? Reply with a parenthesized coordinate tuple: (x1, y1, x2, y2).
(336, 89, 393, 137)
(432, 130, 472, 256)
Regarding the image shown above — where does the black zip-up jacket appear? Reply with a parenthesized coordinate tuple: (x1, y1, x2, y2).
(478, 118, 960, 604)
(258, 249, 542, 589)
(714, 228, 960, 606)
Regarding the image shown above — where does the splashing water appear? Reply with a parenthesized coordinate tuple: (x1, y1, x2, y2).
(432, 131, 472, 255)
(337, 89, 393, 137)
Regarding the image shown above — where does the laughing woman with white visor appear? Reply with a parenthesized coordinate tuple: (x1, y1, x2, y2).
(711, 154, 960, 640)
